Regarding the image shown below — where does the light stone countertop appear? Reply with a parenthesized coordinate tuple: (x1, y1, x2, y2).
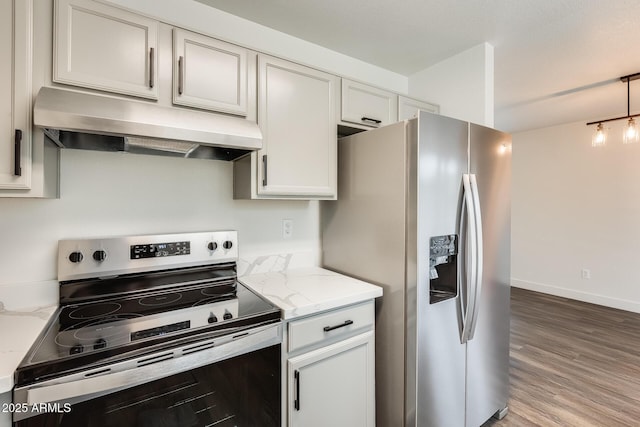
(0, 303, 58, 393)
(240, 267, 382, 320)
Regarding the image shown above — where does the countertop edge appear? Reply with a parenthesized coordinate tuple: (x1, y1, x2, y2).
(281, 289, 382, 319)
(240, 267, 383, 321)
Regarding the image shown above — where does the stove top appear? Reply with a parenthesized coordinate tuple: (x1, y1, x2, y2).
(15, 231, 281, 387)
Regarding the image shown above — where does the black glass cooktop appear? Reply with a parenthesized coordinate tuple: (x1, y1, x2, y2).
(16, 267, 280, 386)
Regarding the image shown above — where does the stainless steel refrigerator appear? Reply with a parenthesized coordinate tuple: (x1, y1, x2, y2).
(322, 111, 511, 427)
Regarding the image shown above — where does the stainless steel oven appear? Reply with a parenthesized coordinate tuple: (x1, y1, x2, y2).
(13, 231, 282, 426)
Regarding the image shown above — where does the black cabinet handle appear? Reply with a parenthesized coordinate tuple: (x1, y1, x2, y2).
(14, 129, 22, 176)
(323, 319, 353, 332)
(262, 154, 268, 186)
(178, 56, 184, 95)
(361, 116, 382, 124)
(149, 47, 155, 89)
(294, 370, 300, 411)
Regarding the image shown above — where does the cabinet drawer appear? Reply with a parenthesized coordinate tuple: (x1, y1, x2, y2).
(341, 79, 397, 128)
(288, 301, 374, 353)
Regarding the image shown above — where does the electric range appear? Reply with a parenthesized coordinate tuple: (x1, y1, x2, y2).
(13, 231, 282, 426)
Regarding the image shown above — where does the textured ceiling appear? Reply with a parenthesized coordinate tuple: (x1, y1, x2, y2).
(199, 0, 640, 133)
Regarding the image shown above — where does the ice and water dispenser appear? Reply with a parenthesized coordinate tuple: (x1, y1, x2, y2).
(429, 234, 458, 304)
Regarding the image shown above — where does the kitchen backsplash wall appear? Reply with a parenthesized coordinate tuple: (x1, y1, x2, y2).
(0, 149, 321, 290)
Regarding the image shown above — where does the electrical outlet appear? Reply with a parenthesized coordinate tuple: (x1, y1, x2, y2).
(282, 219, 293, 239)
(581, 269, 591, 280)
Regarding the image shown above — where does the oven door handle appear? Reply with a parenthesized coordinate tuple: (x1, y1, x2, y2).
(13, 323, 281, 422)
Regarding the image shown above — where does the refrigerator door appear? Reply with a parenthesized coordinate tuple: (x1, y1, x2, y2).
(465, 124, 511, 427)
(414, 112, 469, 427)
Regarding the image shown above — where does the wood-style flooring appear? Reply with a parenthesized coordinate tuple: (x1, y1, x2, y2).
(482, 287, 640, 427)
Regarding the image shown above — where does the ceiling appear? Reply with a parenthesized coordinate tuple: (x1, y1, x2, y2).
(197, 0, 640, 133)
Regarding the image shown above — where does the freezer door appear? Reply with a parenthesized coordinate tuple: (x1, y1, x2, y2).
(414, 111, 468, 427)
(465, 124, 511, 427)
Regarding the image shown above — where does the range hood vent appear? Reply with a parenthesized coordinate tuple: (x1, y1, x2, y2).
(34, 87, 262, 161)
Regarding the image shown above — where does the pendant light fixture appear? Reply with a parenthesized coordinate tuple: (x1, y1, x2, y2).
(587, 72, 640, 145)
(592, 123, 607, 147)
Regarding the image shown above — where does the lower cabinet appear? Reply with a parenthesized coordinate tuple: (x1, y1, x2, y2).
(288, 332, 375, 427)
(285, 301, 375, 427)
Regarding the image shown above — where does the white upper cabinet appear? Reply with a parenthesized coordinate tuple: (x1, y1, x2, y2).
(172, 29, 248, 115)
(234, 55, 337, 199)
(0, 0, 32, 190)
(258, 55, 338, 198)
(341, 79, 397, 129)
(54, 0, 158, 99)
(398, 95, 439, 120)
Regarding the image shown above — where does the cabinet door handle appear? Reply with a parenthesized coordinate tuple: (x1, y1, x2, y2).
(178, 56, 184, 95)
(149, 47, 155, 89)
(14, 129, 22, 176)
(294, 370, 300, 411)
(262, 154, 268, 187)
(361, 116, 382, 125)
(323, 319, 353, 332)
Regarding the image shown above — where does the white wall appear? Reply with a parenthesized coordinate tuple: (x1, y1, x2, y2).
(408, 43, 494, 127)
(512, 120, 640, 312)
(0, 150, 319, 288)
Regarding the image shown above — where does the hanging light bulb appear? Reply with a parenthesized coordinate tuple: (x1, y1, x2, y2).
(623, 117, 639, 144)
(592, 123, 607, 147)
(587, 72, 640, 146)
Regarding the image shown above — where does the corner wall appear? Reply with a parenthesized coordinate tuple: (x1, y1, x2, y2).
(512, 120, 640, 312)
(408, 43, 494, 127)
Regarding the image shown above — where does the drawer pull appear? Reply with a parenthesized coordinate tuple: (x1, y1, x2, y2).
(323, 319, 353, 332)
(361, 116, 382, 125)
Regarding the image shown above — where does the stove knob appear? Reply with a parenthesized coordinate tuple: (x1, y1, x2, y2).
(70, 344, 84, 355)
(223, 310, 233, 320)
(208, 314, 218, 324)
(207, 242, 218, 251)
(222, 241, 233, 250)
(93, 338, 107, 350)
(93, 250, 107, 262)
(69, 251, 84, 263)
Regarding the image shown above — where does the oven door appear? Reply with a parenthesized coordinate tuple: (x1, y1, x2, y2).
(13, 323, 281, 426)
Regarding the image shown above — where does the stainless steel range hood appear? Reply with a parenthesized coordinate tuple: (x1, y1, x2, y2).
(33, 87, 262, 161)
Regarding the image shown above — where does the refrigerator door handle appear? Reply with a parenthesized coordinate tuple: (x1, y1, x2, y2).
(460, 174, 477, 344)
(467, 174, 484, 340)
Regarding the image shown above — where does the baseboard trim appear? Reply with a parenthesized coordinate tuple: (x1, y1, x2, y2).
(511, 279, 640, 314)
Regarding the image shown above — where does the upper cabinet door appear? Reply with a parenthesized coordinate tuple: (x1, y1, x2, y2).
(173, 29, 248, 116)
(341, 79, 397, 129)
(54, 0, 158, 99)
(0, 0, 32, 190)
(257, 55, 338, 198)
(398, 95, 439, 121)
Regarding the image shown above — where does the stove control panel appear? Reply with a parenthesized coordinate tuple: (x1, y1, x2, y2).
(130, 241, 190, 259)
(58, 231, 238, 281)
